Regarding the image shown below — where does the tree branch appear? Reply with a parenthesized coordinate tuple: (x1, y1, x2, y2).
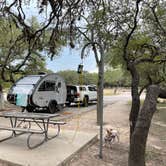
(150, 5, 166, 35)
(123, 0, 142, 62)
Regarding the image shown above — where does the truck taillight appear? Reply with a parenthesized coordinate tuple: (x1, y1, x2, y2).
(76, 93, 80, 97)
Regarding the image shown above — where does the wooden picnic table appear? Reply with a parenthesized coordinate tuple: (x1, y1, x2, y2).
(0, 111, 66, 149)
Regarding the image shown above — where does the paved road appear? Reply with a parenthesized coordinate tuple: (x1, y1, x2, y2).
(1, 91, 145, 122)
(104, 91, 145, 104)
(57, 92, 133, 120)
(104, 92, 131, 104)
(60, 91, 146, 119)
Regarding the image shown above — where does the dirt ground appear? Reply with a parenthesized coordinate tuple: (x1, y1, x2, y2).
(0, 95, 166, 166)
(61, 101, 166, 166)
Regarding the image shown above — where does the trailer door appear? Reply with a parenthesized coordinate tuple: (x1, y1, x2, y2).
(33, 80, 56, 107)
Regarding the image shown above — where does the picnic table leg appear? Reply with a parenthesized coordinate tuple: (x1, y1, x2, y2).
(10, 117, 16, 136)
(41, 119, 49, 141)
(45, 119, 50, 140)
(13, 117, 23, 137)
(27, 133, 45, 149)
(10, 117, 25, 137)
(47, 124, 61, 140)
(26, 119, 48, 149)
(17, 118, 31, 129)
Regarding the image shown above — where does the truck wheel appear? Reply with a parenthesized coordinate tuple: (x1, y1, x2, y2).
(83, 97, 88, 107)
(66, 102, 71, 107)
(48, 100, 58, 113)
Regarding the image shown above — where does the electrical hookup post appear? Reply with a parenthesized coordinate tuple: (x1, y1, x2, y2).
(77, 64, 83, 74)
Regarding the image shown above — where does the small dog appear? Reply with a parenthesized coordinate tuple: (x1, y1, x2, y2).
(104, 128, 119, 147)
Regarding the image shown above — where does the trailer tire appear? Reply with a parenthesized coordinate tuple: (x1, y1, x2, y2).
(48, 100, 59, 113)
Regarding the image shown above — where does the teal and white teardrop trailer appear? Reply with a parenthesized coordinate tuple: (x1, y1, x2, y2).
(7, 73, 67, 113)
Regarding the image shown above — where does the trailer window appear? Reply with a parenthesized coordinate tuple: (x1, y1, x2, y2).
(58, 82, 61, 88)
(38, 81, 55, 91)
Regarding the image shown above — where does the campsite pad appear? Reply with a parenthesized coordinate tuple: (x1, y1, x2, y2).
(0, 129, 97, 166)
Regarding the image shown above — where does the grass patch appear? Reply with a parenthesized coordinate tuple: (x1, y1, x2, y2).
(150, 102, 166, 141)
(127, 100, 166, 125)
(104, 88, 117, 96)
(156, 110, 166, 123)
(157, 103, 166, 108)
(145, 149, 160, 162)
(127, 99, 144, 106)
(155, 103, 166, 124)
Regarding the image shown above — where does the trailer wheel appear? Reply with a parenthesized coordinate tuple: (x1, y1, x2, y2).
(48, 100, 58, 113)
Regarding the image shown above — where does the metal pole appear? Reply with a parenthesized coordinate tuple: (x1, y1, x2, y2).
(99, 50, 104, 159)
(99, 100, 103, 158)
(81, 41, 104, 158)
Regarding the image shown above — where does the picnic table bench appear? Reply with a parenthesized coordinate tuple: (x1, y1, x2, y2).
(0, 111, 66, 149)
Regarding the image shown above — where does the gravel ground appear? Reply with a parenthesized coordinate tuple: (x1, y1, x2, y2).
(61, 101, 166, 166)
(0, 95, 166, 166)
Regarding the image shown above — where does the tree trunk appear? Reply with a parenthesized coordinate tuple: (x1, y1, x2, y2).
(0, 84, 4, 110)
(129, 85, 160, 166)
(128, 63, 140, 140)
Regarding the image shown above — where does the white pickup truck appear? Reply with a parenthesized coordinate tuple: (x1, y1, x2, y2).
(66, 85, 97, 106)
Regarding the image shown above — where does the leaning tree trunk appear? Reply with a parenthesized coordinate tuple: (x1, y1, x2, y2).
(129, 85, 160, 166)
(128, 63, 140, 141)
(0, 84, 4, 110)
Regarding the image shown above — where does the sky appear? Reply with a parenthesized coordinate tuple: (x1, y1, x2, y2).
(46, 47, 98, 73)
(7, 1, 98, 73)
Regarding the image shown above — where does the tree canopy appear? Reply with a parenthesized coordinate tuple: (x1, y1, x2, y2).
(1, 0, 166, 165)
(0, 16, 53, 82)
